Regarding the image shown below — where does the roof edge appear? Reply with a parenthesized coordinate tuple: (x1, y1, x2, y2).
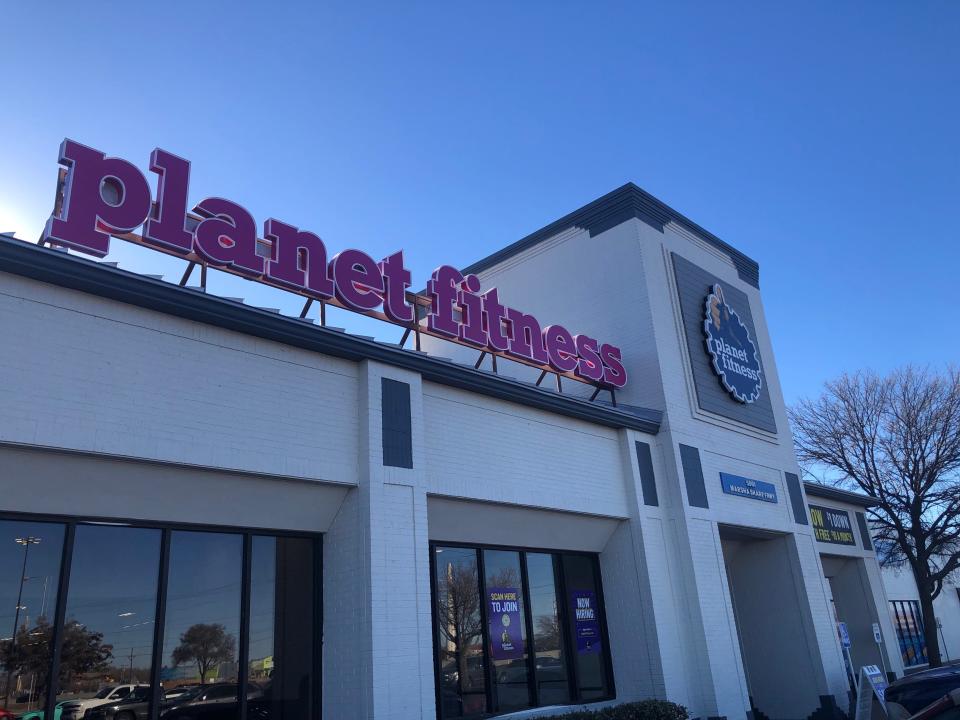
(804, 481, 878, 508)
(462, 183, 761, 288)
(0, 238, 662, 435)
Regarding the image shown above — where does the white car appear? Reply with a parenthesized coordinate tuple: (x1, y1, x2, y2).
(60, 685, 147, 720)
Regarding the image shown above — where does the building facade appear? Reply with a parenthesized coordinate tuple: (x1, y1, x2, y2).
(0, 175, 903, 720)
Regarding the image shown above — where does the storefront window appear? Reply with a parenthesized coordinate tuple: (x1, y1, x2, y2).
(432, 545, 612, 718)
(483, 550, 531, 713)
(434, 547, 487, 719)
(248, 536, 318, 720)
(526, 553, 569, 706)
(890, 600, 928, 667)
(0, 520, 66, 716)
(0, 516, 321, 720)
(162, 531, 242, 700)
(59, 525, 161, 704)
(562, 554, 610, 701)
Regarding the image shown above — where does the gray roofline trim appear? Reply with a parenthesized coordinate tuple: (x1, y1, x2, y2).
(803, 481, 878, 508)
(461, 182, 761, 289)
(0, 238, 661, 435)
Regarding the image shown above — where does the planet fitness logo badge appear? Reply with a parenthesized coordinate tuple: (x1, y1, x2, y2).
(703, 284, 762, 403)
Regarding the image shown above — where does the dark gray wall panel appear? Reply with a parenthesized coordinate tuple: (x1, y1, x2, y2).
(634, 441, 659, 507)
(671, 253, 777, 433)
(856, 511, 873, 550)
(381, 378, 413, 468)
(679, 443, 709, 509)
(785, 472, 808, 525)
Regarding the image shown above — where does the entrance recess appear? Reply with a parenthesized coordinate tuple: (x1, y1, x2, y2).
(719, 525, 822, 720)
(821, 555, 888, 683)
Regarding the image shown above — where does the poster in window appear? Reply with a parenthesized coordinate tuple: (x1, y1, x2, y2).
(571, 590, 602, 655)
(487, 587, 523, 660)
(809, 504, 856, 546)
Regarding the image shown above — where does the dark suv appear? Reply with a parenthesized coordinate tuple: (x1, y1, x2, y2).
(160, 684, 264, 720)
(886, 665, 960, 719)
(86, 687, 156, 720)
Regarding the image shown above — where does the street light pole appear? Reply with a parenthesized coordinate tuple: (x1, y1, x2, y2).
(3, 536, 41, 708)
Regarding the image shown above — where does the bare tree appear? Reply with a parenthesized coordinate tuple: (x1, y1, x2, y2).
(436, 560, 484, 699)
(171, 623, 236, 684)
(790, 367, 960, 667)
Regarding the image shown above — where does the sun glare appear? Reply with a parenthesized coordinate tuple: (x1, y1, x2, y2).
(0, 202, 44, 241)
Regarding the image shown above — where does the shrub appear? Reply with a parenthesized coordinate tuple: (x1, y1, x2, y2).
(540, 699, 689, 720)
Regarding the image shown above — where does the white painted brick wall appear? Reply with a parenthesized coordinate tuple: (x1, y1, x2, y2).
(0, 272, 359, 482)
(422, 384, 628, 518)
(427, 213, 861, 716)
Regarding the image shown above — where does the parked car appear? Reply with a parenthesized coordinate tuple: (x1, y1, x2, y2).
(160, 686, 206, 710)
(160, 684, 264, 720)
(886, 665, 960, 719)
(899, 689, 960, 720)
(60, 685, 147, 720)
(162, 686, 201, 702)
(18, 700, 70, 720)
(86, 686, 157, 720)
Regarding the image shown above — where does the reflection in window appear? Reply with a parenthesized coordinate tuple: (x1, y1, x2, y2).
(431, 546, 612, 717)
(526, 553, 568, 706)
(0, 521, 65, 715)
(248, 536, 317, 720)
(434, 547, 487, 719)
(483, 550, 530, 713)
(161, 532, 242, 698)
(59, 525, 161, 702)
(562, 555, 609, 701)
(891, 600, 928, 667)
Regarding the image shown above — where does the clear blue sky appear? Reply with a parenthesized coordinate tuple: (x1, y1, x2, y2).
(1, 2, 957, 405)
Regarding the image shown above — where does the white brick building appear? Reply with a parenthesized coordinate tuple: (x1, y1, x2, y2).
(0, 180, 903, 720)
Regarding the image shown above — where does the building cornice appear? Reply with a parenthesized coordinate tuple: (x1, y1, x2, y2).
(803, 481, 878, 508)
(0, 237, 662, 435)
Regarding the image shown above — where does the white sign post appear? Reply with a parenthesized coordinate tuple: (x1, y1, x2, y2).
(872, 622, 889, 685)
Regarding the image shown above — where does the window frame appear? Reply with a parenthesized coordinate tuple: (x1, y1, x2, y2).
(429, 540, 616, 720)
(890, 599, 928, 668)
(0, 508, 323, 720)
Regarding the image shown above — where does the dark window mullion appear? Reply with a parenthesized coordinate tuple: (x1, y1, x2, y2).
(906, 601, 921, 663)
(903, 602, 916, 660)
(429, 544, 442, 720)
(44, 522, 75, 720)
(148, 529, 170, 720)
(313, 536, 323, 720)
(592, 556, 616, 700)
(555, 554, 580, 703)
(519, 553, 538, 708)
(911, 601, 927, 662)
(476, 548, 494, 715)
(891, 602, 903, 662)
(238, 534, 252, 720)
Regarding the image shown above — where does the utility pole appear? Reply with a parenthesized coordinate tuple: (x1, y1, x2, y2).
(4, 536, 41, 708)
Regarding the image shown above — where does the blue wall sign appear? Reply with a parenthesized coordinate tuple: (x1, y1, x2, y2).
(720, 472, 778, 503)
(703, 283, 763, 404)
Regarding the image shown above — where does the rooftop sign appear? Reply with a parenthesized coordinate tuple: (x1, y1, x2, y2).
(41, 139, 627, 389)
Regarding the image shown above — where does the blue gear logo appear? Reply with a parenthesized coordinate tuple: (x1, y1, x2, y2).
(703, 284, 763, 403)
